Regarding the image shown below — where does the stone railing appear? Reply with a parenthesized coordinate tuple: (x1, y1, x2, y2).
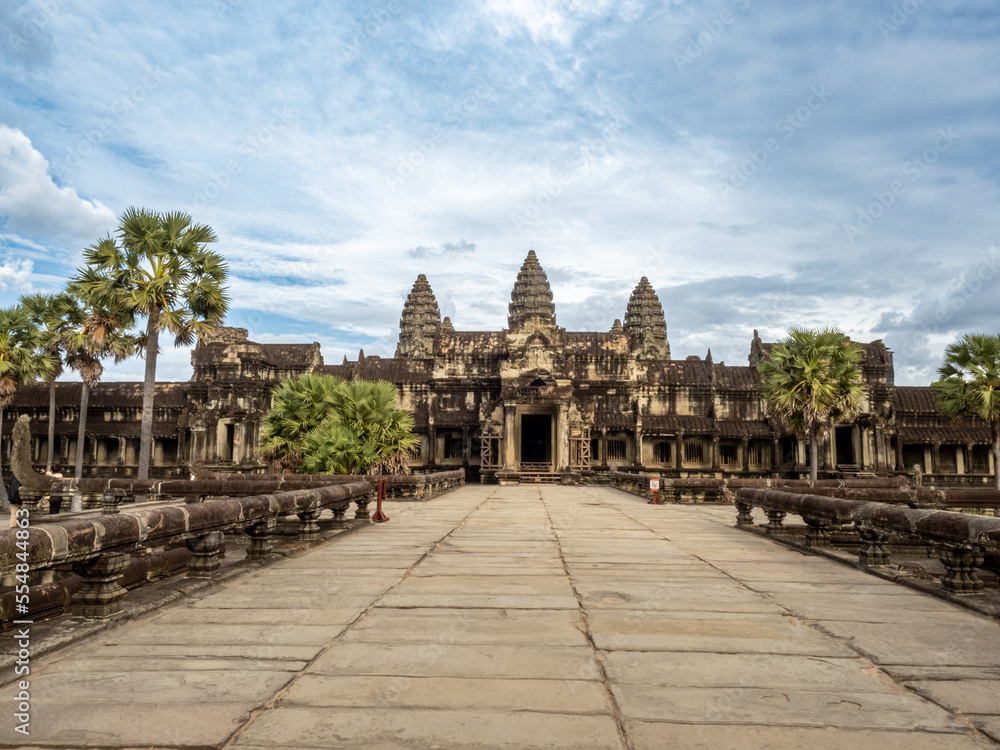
(609, 470, 1000, 511)
(30, 469, 466, 515)
(197, 468, 466, 501)
(0, 480, 369, 626)
(734, 487, 1000, 594)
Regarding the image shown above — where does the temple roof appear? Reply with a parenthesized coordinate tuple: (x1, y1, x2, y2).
(396, 274, 441, 358)
(623, 276, 669, 359)
(508, 250, 556, 331)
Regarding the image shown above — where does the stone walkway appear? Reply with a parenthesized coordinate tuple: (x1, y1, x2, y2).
(3, 484, 1000, 748)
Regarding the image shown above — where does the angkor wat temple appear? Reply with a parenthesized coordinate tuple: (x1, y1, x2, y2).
(6, 251, 995, 485)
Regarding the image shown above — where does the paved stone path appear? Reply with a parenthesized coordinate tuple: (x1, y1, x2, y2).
(4, 484, 1000, 748)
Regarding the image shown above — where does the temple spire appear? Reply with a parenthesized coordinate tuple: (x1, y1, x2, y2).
(396, 274, 441, 358)
(508, 250, 556, 331)
(624, 276, 670, 360)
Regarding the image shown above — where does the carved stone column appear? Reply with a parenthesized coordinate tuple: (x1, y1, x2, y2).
(802, 515, 831, 547)
(245, 519, 276, 560)
(72, 552, 129, 618)
(734, 498, 754, 527)
(937, 545, 984, 593)
(332, 504, 348, 529)
(355, 488, 372, 521)
(101, 489, 126, 515)
(711, 436, 721, 470)
(742, 439, 750, 473)
(297, 505, 321, 542)
(855, 523, 890, 567)
(764, 507, 786, 535)
(186, 531, 225, 578)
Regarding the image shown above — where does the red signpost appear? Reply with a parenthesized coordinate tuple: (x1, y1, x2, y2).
(372, 479, 390, 522)
(648, 477, 662, 504)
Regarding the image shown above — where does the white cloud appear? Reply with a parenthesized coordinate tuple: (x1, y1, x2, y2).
(0, 257, 32, 292)
(0, 125, 116, 244)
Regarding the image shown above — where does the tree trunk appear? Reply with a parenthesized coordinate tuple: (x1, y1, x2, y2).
(46, 379, 56, 473)
(809, 425, 819, 484)
(0, 408, 7, 509)
(75, 381, 90, 480)
(136, 310, 160, 481)
(993, 423, 1000, 493)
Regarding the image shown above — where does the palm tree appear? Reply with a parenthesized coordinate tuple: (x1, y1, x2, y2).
(0, 306, 56, 504)
(20, 292, 81, 472)
(261, 374, 418, 475)
(758, 327, 865, 482)
(72, 207, 229, 480)
(62, 295, 139, 479)
(933, 333, 1000, 490)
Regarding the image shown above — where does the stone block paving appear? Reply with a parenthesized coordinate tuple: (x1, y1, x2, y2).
(3, 485, 1000, 748)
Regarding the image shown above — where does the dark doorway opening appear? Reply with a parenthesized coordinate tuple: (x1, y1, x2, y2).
(835, 426, 855, 466)
(520, 414, 552, 465)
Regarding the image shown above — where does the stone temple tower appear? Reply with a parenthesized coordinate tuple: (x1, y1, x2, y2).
(624, 276, 670, 360)
(508, 250, 556, 332)
(396, 274, 441, 358)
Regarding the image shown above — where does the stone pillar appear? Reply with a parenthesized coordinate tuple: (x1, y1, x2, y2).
(856, 524, 890, 568)
(557, 404, 570, 471)
(734, 498, 754, 527)
(462, 426, 470, 463)
(72, 553, 129, 619)
(764, 507, 786, 535)
(355, 488, 372, 521)
(772, 438, 781, 471)
(101, 489, 126, 515)
(742, 439, 750, 473)
(245, 519, 276, 560)
(937, 545, 984, 593)
(895, 437, 904, 472)
(503, 406, 516, 469)
(711, 436, 720, 470)
(186, 532, 224, 578)
(297, 505, 321, 542)
(931, 442, 941, 474)
(675, 432, 684, 471)
(332, 505, 348, 529)
(428, 425, 437, 466)
(802, 515, 831, 547)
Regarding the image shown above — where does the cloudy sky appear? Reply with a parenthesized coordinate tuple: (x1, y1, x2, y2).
(0, 1, 997, 386)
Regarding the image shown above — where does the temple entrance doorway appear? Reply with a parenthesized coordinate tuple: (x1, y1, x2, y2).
(835, 426, 856, 467)
(520, 414, 553, 467)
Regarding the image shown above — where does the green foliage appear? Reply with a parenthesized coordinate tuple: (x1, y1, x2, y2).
(933, 333, 1000, 489)
(0, 305, 57, 408)
(933, 333, 1000, 424)
(72, 207, 230, 346)
(260, 374, 418, 475)
(757, 327, 864, 480)
(758, 327, 865, 434)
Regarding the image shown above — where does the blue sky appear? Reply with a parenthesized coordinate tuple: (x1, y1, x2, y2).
(0, 0, 998, 385)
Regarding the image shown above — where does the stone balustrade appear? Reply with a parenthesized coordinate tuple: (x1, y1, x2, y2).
(0, 481, 368, 625)
(735, 487, 1000, 595)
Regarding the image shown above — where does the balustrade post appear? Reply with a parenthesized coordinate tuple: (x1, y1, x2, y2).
(802, 515, 831, 547)
(355, 487, 373, 521)
(937, 544, 985, 593)
(297, 504, 321, 542)
(245, 519, 276, 560)
(18, 489, 43, 517)
(764, 507, 786, 535)
(101, 489, 126, 515)
(734, 498, 754, 527)
(855, 523, 891, 567)
(186, 531, 225, 578)
(332, 504, 348, 530)
(71, 552, 129, 618)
